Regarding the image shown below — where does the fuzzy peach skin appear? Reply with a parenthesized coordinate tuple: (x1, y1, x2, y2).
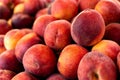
(0, 19, 12, 34)
(0, 69, 16, 80)
(95, 0, 120, 25)
(77, 51, 117, 80)
(4, 29, 30, 50)
(46, 73, 66, 80)
(23, 44, 57, 78)
(32, 14, 56, 38)
(104, 23, 120, 45)
(0, 49, 24, 73)
(44, 20, 72, 50)
(15, 32, 42, 62)
(71, 9, 105, 46)
(0, 35, 6, 54)
(92, 40, 120, 62)
(11, 71, 38, 80)
(57, 44, 88, 79)
(50, 0, 78, 21)
(79, 0, 100, 10)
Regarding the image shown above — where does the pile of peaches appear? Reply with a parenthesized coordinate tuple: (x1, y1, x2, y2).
(0, 0, 120, 80)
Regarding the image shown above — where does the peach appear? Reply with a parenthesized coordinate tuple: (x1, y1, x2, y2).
(0, 35, 6, 54)
(71, 9, 105, 46)
(0, 69, 16, 80)
(0, 2, 12, 20)
(92, 40, 120, 62)
(0, 19, 12, 34)
(35, 8, 49, 19)
(77, 51, 117, 80)
(4, 29, 30, 50)
(32, 14, 56, 38)
(57, 44, 88, 79)
(11, 13, 34, 29)
(0, 49, 24, 73)
(13, 3, 25, 14)
(44, 20, 72, 50)
(11, 71, 38, 80)
(15, 32, 42, 62)
(95, 0, 120, 25)
(50, 0, 78, 21)
(104, 23, 120, 45)
(23, 44, 57, 78)
(46, 73, 66, 80)
(24, 0, 45, 16)
(79, 0, 100, 10)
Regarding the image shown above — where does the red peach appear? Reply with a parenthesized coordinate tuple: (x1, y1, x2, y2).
(0, 19, 12, 34)
(77, 51, 117, 80)
(23, 44, 57, 78)
(44, 20, 72, 50)
(71, 9, 105, 46)
(57, 44, 88, 79)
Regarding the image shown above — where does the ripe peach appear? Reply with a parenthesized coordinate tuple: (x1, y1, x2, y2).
(11, 13, 34, 29)
(71, 9, 105, 46)
(0, 19, 12, 34)
(92, 40, 120, 62)
(0, 49, 24, 73)
(77, 51, 117, 80)
(104, 23, 120, 45)
(24, 0, 45, 16)
(0, 69, 16, 80)
(95, 0, 120, 25)
(0, 35, 6, 54)
(79, 0, 100, 10)
(4, 29, 30, 50)
(0, 2, 12, 20)
(11, 71, 38, 80)
(50, 0, 78, 21)
(15, 32, 42, 62)
(23, 44, 57, 78)
(44, 20, 72, 50)
(57, 44, 88, 79)
(46, 73, 66, 80)
(32, 14, 56, 38)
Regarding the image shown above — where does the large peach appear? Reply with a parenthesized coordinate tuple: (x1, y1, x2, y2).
(50, 0, 78, 21)
(0, 49, 24, 73)
(0, 2, 12, 20)
(15, 32, 42, 62)
(104, 23, 120, 45)
(57, 44, 88, 79)
(0, 19, 12, 34)
(71, 9, 105, 46)
(11, 71, 38, 80)
(77, 51, 117, 80)
(23, 44, 57, 78)
(79, 0, 100, 10)
(44, 20, 72, 50)
(11, 13, 34, 29)
(0, 35, 6, 54)
(32, 14, 56, 38)
(0, 69, 16, 80)
(46, 73, 66, 80)
(92, 40, 120, 62)
(4, 29, 30, 50)
(95, 0, 120, 25)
